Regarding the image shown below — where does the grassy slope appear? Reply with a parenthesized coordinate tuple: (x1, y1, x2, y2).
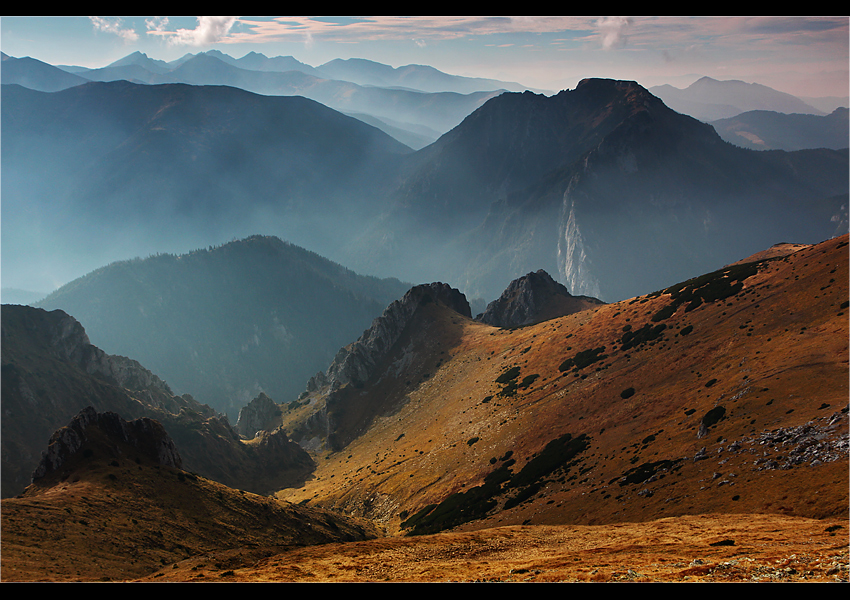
(279, 234, 848, 535)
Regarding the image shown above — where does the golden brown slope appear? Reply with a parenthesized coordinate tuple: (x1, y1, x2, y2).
(278, 234, 849, 536)
(0, 409, 378, 582)
(140, 513, 849, 582)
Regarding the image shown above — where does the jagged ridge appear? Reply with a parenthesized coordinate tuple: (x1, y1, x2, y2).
(308, 282, 471, 392)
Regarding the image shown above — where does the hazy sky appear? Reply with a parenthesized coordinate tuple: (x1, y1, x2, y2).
(2, 16, 848, 97)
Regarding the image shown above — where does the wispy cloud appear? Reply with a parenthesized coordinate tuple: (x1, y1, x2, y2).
(229, 16, 593, 44)
(89, 16, 139, 43)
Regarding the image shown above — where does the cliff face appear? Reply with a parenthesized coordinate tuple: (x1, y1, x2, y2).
(3, 305, 174, 396)
(32, 406, 182, 482)
(318, 282, 471, 391)
(235, 392, 283, 438)
(478, 269, 604, 328)
(289, 282, 471, 452)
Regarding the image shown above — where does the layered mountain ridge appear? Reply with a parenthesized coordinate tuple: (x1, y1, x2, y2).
(35, 235, 411, 418)
(3, 75, 847, 305)
(1, 304, 315, 498)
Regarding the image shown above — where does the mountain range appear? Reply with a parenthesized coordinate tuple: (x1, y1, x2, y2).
(352, 78, 848, 302)
(1, 50, 520, 149)
(2, 232, 846, 581)
(649, 76, 831, 121)
(3, 71, 846, 306)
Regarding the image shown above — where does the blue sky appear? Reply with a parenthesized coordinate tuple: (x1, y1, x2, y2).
(2, 16, 848, 97)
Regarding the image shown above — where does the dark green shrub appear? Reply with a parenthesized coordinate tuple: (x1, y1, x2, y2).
(651, 304, 676, 322)
(519, 374, 540, 389)
(507, 433, 590, 489)
(559, 347, 607, 372)
(496, 366, 521, 384)
(620, 387, 635, 399)
(620, 324, 666, 351)
(618, 459, 682, 486)
(504, 482, 542, 510)
(701, 406, 726, 428)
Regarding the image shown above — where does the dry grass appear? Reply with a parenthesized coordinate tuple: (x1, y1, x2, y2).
(2, 235, 847, 583)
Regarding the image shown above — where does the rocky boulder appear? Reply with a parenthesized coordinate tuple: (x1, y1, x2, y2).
(235, 392, 283, 438)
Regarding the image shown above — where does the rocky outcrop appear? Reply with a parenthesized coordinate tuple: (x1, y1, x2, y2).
(32, 406, 182, 481)
(2, 304, 314, 497)
(308, 282, 471, 392)
(2, 305, 173, 396)
(235, 392, 283, 438)
(478, 269, 604, 328)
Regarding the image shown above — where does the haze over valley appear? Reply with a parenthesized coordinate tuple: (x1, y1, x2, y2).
(1, 17, 848, 582)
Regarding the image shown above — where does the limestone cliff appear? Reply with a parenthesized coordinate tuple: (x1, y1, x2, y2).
(288, 283, 471, 452)
(235, 392, 283, 438)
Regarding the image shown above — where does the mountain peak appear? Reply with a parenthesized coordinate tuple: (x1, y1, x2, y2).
(322, 282, 471, 390)
(478, 270, 604, 328)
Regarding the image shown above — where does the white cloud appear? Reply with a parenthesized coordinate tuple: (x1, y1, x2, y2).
(596, 16, 632, 50)
(89, 16, 139, 42)
(165, 16, 238, 47)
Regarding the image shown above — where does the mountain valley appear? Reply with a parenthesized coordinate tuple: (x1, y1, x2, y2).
(33, 235, 411, 419)
(2, 234, 847, 582)
(1, 45, 848, 583)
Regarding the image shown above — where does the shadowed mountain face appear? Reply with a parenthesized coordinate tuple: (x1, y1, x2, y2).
(352, 78, 848, 302)
(1, 80, 410, 293)
(34, 235, 411, 419)
(477, 270, 605, 328)
(3, 77, 847, 306)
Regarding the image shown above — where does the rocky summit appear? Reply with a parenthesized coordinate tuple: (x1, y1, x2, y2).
(477, 269, 605, 328)
(32, 406, 183, 482)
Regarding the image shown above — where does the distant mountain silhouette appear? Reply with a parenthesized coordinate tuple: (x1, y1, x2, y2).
(35, 236, 411, 419)
(0, 52, 89, 91)
(1, 80, 411, 292)
(9, 50, 510, 145)
(650, 76, 824, 122)
(316, 57, 531, 94)
(709, 108, 849, 151)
